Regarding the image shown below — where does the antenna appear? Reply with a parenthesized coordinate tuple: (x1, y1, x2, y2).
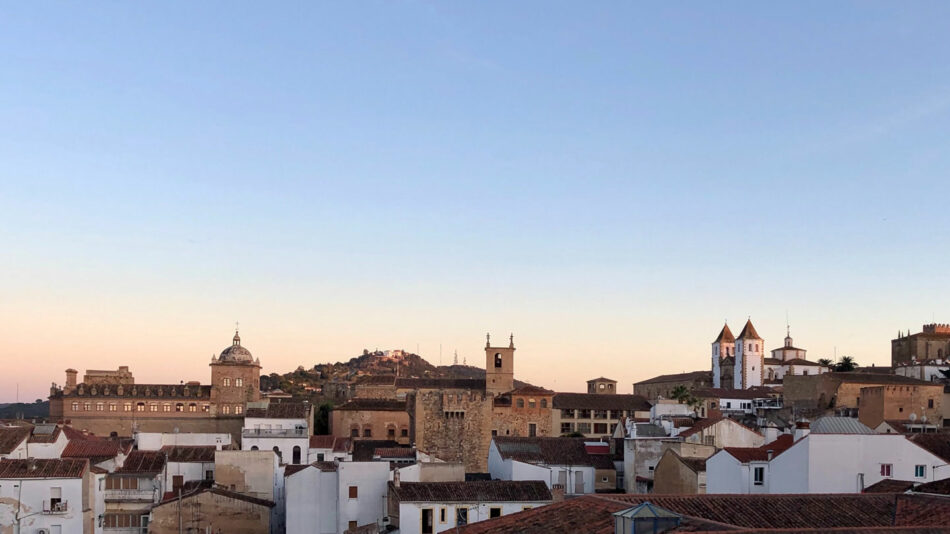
(453, 350, 458, 366)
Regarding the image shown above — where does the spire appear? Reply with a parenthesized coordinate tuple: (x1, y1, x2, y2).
(233, 330, 241, 347)
(737, 318, 762, 340)
(509, 333, 515, 349)
(486, 332, 491, 348)
(714, 323, 735, 343)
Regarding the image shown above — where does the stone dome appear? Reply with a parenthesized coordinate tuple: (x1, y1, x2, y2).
(219, 331, 254, 362)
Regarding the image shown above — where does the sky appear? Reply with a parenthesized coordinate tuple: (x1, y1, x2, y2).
(2, 2, 950, 402)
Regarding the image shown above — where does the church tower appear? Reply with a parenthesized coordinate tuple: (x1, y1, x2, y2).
(485, 333, 515, 396)
(210, 329, 261, 416)
(734, 319, 764, 389)
(712, 323, 735, 388)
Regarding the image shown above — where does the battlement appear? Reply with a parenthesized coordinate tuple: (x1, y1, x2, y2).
(922, 323, 950, 334)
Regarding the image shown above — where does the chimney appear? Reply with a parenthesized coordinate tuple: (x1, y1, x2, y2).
(767, 450, 774, 461)
(393, 468, 401, 488)
(551, 484, 565, 503)
(793, 421, 811, 441)
(64, 369, 78, 394)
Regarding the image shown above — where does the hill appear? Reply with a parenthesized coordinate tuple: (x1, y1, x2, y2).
(0, 401, 50, 420)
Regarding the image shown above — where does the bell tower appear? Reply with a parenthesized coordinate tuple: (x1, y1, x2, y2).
(485, 333, 515, 396)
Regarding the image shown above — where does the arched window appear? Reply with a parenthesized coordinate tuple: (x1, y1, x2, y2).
(175, 403, 184, 412)
(350, 427, 359, 437)
(516, 398, 525, 408)
(273, 446, 282, 462)
(495, 353, 503, 368)
(250, 446, 259, 451)
(136, 402, 146, 412)
(292, 446, 301, 464)
(189, 403, 197, 412)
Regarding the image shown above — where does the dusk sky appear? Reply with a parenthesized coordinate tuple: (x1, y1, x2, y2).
(3, 3, 950, 402)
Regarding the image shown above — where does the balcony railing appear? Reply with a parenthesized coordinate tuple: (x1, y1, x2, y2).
(104, 488, 156, 502)
(753, 398, 783, 409)
(242, 428, 308, 438)
(43, 500, 68, 514)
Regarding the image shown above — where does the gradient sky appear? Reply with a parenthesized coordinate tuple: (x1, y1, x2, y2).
(2, 3, 950, 402)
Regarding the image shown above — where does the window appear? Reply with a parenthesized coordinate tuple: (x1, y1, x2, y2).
(881, 464, 893, 477)
(235, 378, 243, 387)
(561, 422, 574, 434)
(235, 405, 243, 415)
(71, 402, 79, 411)
(124, 402, 132, 412)
(189, 403, 197, 412)
(348, 486, 358, 499)
(516, 398, 525, 408)
(578, 409, 591, 419)
(529, 423, 537, 437)
(495, 353, 503, 368)
(175, 403, 184, 412)
(149, 403, 158, 412)
(364, 428, 372, 437)
(96, 402, 104, 411)
(528, 399, 536, 408)
(457, 508, 468, 526)
(593, 410, 608, 419)
(440, 507, 447, 523)
(349, 521, 358, 531)
(292, 446, 301, 464)
(593, 423, 608, 434)
(351, 428, 359, 437)
(562, 409, 576, 418)
(929, 399, 935, 409)
(202, 404, 210, 412)
(704, 436, 715, 446)
(222, 405, 231, 415)
(576, 422, 591, 434)
(490, 507, 502, 518)
(109, 403, 117, 412)
(223, 378, 231, 387)
(163, 403, 171, 412)
(388, 428, 396, 439)
(541, 399, 547, 408)
(602, 476, 609, 482)
(753, 467, 764, 486)
(401, 428, 408, 438)
(84, 402, 91, 411)
(915, 465, 926, 478)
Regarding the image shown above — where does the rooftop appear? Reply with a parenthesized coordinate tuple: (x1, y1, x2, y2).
(0, 458, 88, 479)
(392, 480, 552, 503)
(678, 417, 762, 439)
(161, 445, 216, 463)
(57, 383, 212, 399)
(245, 402, 310, 419)
(635, 370, 711, 386)
(714, 323, 735, 343)
(737, 319, 762, 340)
(492, 436, 600, 466)
(0, 426, 31, 454)
(811, 417, 876, 435)
(117, 450, 166, 474)
(62, 439, 128, 461)
(334, 398, 407, 412)
(552, 392, 652, 411)
(907, 433, 950, 463)
(721, 434, 796, 463)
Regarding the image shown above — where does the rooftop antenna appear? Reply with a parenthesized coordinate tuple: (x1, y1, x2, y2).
(453, 350, 458, 366)
(786, 310, 790, 337)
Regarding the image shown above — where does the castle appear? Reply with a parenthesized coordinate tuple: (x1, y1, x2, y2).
(49, 330, 262, 438)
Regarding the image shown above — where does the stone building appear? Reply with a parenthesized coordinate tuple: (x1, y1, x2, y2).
(587, 377, 618, 394)
(552, 392, 651, 438)
(49, 330, 261, 438)
(783, 372, 940, 413)
(148, 483, 274, 534)
(892, 323, 950, 366)
(331, 398, 411, 444)
(633, 371, 713, 402)
(857, 383, 944, 430)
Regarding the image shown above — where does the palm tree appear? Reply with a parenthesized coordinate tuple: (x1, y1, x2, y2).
(817, 358, 834, 368)
(670, 385, 690, 403)
(835, 356, 857, 372)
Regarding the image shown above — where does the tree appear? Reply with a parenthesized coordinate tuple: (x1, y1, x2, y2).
(817, 358, 834, 368)
(834, 356, 857, 372)
(314, 402, 333, 435)
(670, 385, 690, 403)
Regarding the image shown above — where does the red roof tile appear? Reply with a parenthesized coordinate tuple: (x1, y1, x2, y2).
(715, 324, 735, 343)
(678, 417, 762, 439)
(0, 426, 31, 454)
(117, 450, 166, 474)
(737, 319, 762, 340)
(62, 439, 123, 460)
(161, 445, 216, 463)
(863, 479, 916, 493)
(722, 434, 795, 463)
(309, 435, 336, 449)
(0, 459, 88, 479)
(393, 480, 551, 503)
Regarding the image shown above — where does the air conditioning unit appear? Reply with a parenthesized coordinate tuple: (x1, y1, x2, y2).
(381, 516, 391, 526)
(36, 529, 50, 534)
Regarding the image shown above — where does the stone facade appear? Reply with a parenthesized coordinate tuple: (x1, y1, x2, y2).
(633, 371, 713, 401)
(49, 331, 261, 439)
(409, 388, 493, 473)
(783, 372, 940, 413)
(331, 399, 411, 444)
(892, 323, 950, 366)
(857, 383, 944, 429)
(149, 488, 273, 534)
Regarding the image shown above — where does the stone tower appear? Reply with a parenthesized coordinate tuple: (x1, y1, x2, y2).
(711, 323, 735, 388)
(210, 329, 262, 416)
(734, 319, 764, 389)
(485, 333, 515, 396)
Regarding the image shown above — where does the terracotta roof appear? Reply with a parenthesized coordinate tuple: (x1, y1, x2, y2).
(914, 478, 950, 495)
(715, 324, 736, 343)
(309, 435, 337, 449)
(553, 393, 651, 411)
(635, 371, 712, 385)
(492, 436, 598, 466)
(671, 417, 695, 428)
(313, 461, 339, 472)
(28, 424, 62, 444)
(58, 383, 212, 399)
(721, 434, 795, 463)
(907, 433, 950, 463)
(0, 426, 31, 454)
(785, 358, 821, 366)
(508, 385, 555, 396)
(763, 357, 785, 365)
(392, 480, 551, 503)
(0, 458, 88, 479)
(117, 450, 166, 474)
(161, 445, 216, 463)
(62, 439, 124, 460)
(245, 402, 310, 419)
(353, 440, 401, 461)
(395, 377, 486, 390)
(61, 425, 97, 441)
(333, 437, 352, 453)
(678, 417, 762, 439)
(334, 398, 407, 412)
(284, 464, 311, 477)
(736, 319, 762, 340)
(894, 493, 950, 526)
(864, 479, 916, 493)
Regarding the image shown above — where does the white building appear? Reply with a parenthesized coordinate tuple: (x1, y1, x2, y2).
(27, 424, 71, 459)
(135, 431, 231, 451)
(488, 437, 597, 495)
(677, 417, 764, 449)
(388, 480, 552, 534)
(711, 323, 735, 389)
(763, 328, 829, 383)
(242, 402, 313, 465)
(284, 460, 390, 534)
(895, 360, 950, 382)
(0, 425, 31, 459)
(308, 435, 352, 463)
(0, 458, 101, 534)
(620, 423, 669, 493)
(706, 417, 950, 494)
(734, 319, 764, 389)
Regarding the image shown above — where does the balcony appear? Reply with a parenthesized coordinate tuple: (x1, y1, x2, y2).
(242, 427, 308, 438)
(753, 398, 783, 410)
(104, 488, 156, 503)
(43, 500, 68, 514)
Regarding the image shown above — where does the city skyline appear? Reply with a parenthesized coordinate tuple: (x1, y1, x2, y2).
(3, 3, 950, 401)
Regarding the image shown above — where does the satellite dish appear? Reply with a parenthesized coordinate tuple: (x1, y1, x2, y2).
(921, 415, 928, 423)
(909, 413, 917, 422)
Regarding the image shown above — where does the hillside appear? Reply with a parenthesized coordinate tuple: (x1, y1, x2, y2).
(261, 350, 531, 398)
(0, 401, 50, 420)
